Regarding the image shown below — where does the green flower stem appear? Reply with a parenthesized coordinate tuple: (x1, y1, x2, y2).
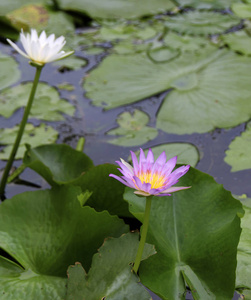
(133, 195, 152, 274)
(0, 65, 43, 199)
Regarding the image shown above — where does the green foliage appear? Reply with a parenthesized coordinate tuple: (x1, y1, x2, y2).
(23, 144, 93, 185)
(66, 232, 156, 300)
(0, 123, 58, 160)
(57, 0, 175, 19)
(232, 2, 251, 18)
(0, 82, 75, 120)
(224, 122, 251, 172)
(164, 11, 240, 36)
(107, 109, 158, 146)
(0, 52, 20, 90)
(0, 186, 129, 299)
(221, 31, 251, 56)
(53, 56, 87, 71)
(177, 0, 241, 9)
(124, 167, 244, 299)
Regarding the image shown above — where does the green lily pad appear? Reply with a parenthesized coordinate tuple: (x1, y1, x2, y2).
(0, 256, 66, 300)
(107, 110, 158, 146)
(57, 0, 175, 20)
(23, 144, 94, 186)
(232, 2, 251, 18)
(163, 32, 210, 51)
(66, 232, 155, 300)
(0, 123, 58, 160)
(85, 47, 251, 134)
(0, 51, 20, 90)
(0, 185, 128, 299)
(53, 56, 87, 71)
(156, 50, 251, 134)
(224, 122, 251, 172)
(0, 82, 75, 120)
(221, 31, 251, 56)
(57, 83, 75, 91)
(177, 0, 240, 9)
(75, 163, 133, 217)
(124, 167, 244, 299)
(234, 196, 251, 298)
(84, 47, 104, 55)
(0, 0, 42, 16)
(130, 143, 199, 167)
(164, 11, 240, 36)
(148, 46, 180, 63)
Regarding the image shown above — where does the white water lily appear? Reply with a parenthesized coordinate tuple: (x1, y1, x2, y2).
(7, 29, 74, 65)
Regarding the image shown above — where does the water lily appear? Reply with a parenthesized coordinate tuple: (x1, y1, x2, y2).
(7, 29, 74, 65)
(110, 148, 190, 197)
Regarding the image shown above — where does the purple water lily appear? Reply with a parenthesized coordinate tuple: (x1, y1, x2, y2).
(110, 148, 190, 197)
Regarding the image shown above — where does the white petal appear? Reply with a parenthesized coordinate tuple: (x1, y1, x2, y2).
(6, 39, 29, 58)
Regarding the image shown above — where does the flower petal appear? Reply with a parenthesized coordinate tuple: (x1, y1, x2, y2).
(6, 39, 29, 58)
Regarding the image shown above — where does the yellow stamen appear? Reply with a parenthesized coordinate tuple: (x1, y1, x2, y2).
(137, 171, 166, 189)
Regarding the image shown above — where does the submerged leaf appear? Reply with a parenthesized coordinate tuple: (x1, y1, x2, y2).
(66, 232, 155, 300)
(0, 51, 20, 90)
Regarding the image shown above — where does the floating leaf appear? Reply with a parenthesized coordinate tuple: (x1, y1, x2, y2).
(107, 110, 158, 146)
(53, 56, 87, 71)
(177, 0, 240, 9)
(148, 46, 180, 63)
(232, 2, 251, 18)
(0, 82, 75, 120)
(66, 232, 155, 300)
(23, 144, 93, 186)
(0, 51, 20, 90)
(0, 0, 42, 16)
(221, 31, 251, 56)
(224, 122, 251, 172)
(164, 11, 240, 36)
(130, 143, 199, 167)
(57, 82, 75, 91)
(84, 47, 104, 55)
(0, 123, 58, 160)
(57, 0, 175, 20)
(0, 186, 128, 299)
(124, 167, 244, 299)
(156, 50, 251, 134)
(163, 32, 210, 51)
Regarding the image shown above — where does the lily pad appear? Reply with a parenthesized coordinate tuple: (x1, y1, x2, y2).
(177, 0, 240, 9)
(0, 0, 42, 16)
(53, 56, 87, 71)
(221, 31, 251, 56)
(234, 196, 251, 298)
(66, 232, 155, 300)
(0, 51, 20, 90)
(164, 11, 240, 36)
(232, 2, 251, 18)
(0, 123, 58, 160)
(107, 110, 158, 146)
(0, 185, 128, 299)
(23, 144, 94, 186)
(0, 82, 75, 120)
(57, 0, 175, 20)
(124, 167, 244, 299)
(130, 143, 199, 167)
(148, 46, 180, 63)
(224, 122, 251, 172)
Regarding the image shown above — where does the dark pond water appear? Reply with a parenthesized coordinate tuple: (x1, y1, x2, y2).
(0, 29, 248, 300)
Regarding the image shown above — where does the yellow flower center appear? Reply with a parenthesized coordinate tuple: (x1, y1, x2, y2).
(137, 171, 166, 189)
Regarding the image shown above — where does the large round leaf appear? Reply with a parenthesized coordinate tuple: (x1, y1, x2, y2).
(0, 186, 129, 278)
(57, 0, 175, 19)
(23, 144, 94, 185)
(0, 51, 20, 90)
(0, 82, 75, 120)
(157, 50, 251, 134)
(177, 0, 240, 10)
(66, 233, 155, 300)
(124, 167, 244, 299)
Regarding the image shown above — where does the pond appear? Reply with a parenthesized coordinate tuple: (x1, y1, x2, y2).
(0, 0, 251, 299)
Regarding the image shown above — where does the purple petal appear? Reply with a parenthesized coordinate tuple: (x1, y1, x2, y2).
(109, 174, 134, 188)
(141, 182, 152, 193)
(130, 151, 139, 174)
(139, 148, 146, 166)
(116, 160, 133, 176)
(170, 165, 190, 181)
(162, 156, 177, 176)
(160, 186, 191, 194)
(133, 176, 144, 191)
(146, 148, 154, 164)
(134, 190, 150, 196)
